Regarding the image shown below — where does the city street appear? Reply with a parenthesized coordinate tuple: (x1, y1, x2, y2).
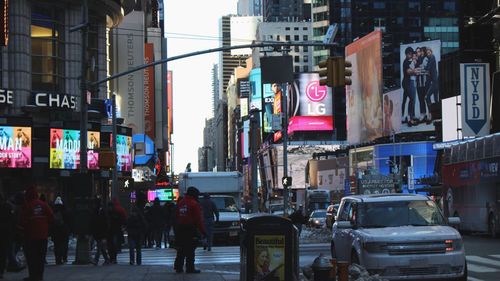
(3, 234, 499, 281)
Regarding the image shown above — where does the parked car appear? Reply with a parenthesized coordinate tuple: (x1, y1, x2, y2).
(331, 194, 466, 281)
(326, 203, 340, 229)
(308, 210, 327, 228)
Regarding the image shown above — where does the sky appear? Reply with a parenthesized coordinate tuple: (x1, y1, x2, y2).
(165, 0, 238, 174)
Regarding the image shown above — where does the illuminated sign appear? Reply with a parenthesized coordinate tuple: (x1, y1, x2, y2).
(0, 89, 13, 105)
(0, 126, 31, 168)
(33, 92, 77, 110)
(50, 129, 100, 170)
(112, 134, 132, 172)
(147, 188, 179, 202)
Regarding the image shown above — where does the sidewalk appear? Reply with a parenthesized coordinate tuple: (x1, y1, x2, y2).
(3, 264, 239, 281)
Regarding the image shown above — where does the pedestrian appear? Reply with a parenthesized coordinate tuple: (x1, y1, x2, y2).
(0, 193, 14, 279)
(90, 198, 110, 265)
(143, 203, 153, 248)
(162, 201, 175, 248)
(174, 186, 206, 274)
(126, 203, 148, 265)
(7, 192, 25, 273)
(18, 186, 54, 281)
(111, 198, 127, 253)
(51, 197, 70, 265)
(289, 205, 306, 237)
(149, 197, 165, 249)
(200, 193, 219, 251)
(106, 201, 122, 264)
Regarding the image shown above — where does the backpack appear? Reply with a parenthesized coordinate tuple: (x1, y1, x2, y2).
(53, 211, 64, 227)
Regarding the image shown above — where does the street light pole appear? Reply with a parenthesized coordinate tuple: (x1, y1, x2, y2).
(282, 83, 289, 215)
(77, 0, 88, 173)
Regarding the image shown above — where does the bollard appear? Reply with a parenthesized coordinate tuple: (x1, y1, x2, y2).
(312, 253, 334, 281)
(329, 259, 337, 281)
(337, 261, 349, 281)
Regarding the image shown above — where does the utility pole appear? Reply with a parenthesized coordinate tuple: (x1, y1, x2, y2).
(111, 94, 117, 197)
(282, 83, 289, 215)
(250, 108, 260, 213)
(70, 0, 90, 265)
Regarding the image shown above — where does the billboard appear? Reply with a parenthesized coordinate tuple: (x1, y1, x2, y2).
(398, 40, 441, 134)
(50, 129, 100, 170)
(0, 126, 31, 168)
(382, 89, 402, 135)
(346, 30, 383, 144)
(288, 73, 333, 134)
(112, 134, 133, 172)
(144, 43, 156, 140)
(113, 11, 145, 134)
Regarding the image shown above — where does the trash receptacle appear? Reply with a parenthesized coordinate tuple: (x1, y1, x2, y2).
(240, 214, 299, 281)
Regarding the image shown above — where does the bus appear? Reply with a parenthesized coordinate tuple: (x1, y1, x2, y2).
(442, 133, 500, 237)
(305, 189, 330, 216)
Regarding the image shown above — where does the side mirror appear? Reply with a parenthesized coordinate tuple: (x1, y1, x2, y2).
(336, 221, 352, 229)
(448, 217, 461, 226)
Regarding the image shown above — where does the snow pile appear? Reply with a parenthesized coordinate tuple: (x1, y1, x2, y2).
(300, 227, 332, 244)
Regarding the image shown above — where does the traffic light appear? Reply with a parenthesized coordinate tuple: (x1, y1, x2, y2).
(318, 57, 352, 87)
(318, 57, 334, 87)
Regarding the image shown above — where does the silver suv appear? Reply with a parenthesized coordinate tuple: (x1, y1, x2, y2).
(331, 194, 466, 280)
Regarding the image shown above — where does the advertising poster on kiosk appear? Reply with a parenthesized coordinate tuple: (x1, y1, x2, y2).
(0, 126, 32, 168)
(50, 129, 100, 170)
(254, 235, 285, 281)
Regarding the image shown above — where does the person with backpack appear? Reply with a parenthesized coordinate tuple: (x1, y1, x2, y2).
(126, 203, 148, 265)
(51, 197, 70, 265)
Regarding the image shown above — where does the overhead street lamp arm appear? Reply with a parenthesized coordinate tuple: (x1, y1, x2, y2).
(90, 41, 336, 87)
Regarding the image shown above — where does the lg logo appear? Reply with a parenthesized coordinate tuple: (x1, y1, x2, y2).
(305, 81, 327, 115)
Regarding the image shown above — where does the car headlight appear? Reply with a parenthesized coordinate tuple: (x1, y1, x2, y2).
(314, 219, 320, 224)
(363, 242, 387, 253)
(445, 239, 463, 251)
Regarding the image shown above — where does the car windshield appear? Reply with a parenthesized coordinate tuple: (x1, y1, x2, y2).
(311, 211, 326, 218)
(358, 200, 446, 228)
(212, 196, 239, 212)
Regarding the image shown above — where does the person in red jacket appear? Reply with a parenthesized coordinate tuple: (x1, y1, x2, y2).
(174, 186, 206, 274)
(18, 186, 54, 281)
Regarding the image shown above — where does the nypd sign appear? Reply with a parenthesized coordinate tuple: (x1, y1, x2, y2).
(461, 63, 490, 137)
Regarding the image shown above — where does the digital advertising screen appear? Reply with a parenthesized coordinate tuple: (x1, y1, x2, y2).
(287, 73, 333, 134)
(50, 129, 100, 170)
(0, 126, 32, 168)
(113, 134, 132, 172)
(147, 188, 179, 202)
(346, 30, 383, 144)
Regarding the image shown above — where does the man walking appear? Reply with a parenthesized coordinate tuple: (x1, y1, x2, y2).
(200, 193, 219, 251)
(19, 186, 54, 281)
(174, 186, 206, 274)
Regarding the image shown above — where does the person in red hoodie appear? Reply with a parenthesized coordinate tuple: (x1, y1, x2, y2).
(174, 186, 206, 274)
(19, 186, 53, 281)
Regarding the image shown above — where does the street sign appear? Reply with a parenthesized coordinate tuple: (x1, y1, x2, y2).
(282, 176, 292, 187)
(461, 63, 490, 137)
(323, 24, 338, 44)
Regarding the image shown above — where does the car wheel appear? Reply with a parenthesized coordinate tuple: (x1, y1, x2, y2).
(488, 215, 497, 239)
(330, 241, 336, 259)
(350, 250, 360, 265)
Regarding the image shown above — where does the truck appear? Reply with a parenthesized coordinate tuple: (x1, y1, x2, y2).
(178, 171, 243, 243)
(305, 188, 330, 216)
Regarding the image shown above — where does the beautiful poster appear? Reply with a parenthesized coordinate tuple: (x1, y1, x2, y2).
(346, 30, 383, 144)
(254, 235, 285, 281)
(0, 126, 32, 168)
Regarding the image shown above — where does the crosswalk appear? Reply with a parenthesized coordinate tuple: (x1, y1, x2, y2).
(46, 247, 241, 266)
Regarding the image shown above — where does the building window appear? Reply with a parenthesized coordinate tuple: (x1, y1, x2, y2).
(31, 6, 64, 91)
(303, 35, 308, 41)
(277, 35, 280, 41)
(294, 27, 299, 30)
(286, 35, 290, 41)
(303, 46, 308, 52)
(303, 65, 309, 72)
(294, 66, 300, 73)
(294, 35, 299, 41)
(443, 1, 456, 12)
(285, 27, 290, 30)
(294, 56, 300, 62)
(303, 27, 308, 30)
(294, 46, 300, 52)
(373, 1, 385, 9)
(303, 56, 309, 63)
